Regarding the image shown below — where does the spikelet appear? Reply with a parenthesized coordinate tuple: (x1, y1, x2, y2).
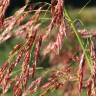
(25, 24, 40, 51)
(40, 71, 63, 96)
(9, 44, 22, 56)
(13, 75, 23, 96)
(43, 20, 66, 55)
(0, 61, 8, 75)
(43, 0, 66, 55)
(0, 0, 10, 27)
(13, 22, 40, 95)
(78, 53, 85, 93)
(0, 62, 9, 85)
(22, 51, 30, 85)
(1, 12, 28, 32)
(0, 49, 24, 94)
(0, 5, 27, 44)
(43, 0, 64, 40)
(87, 79, 92, 96)
(22, 77, 42, 96)
(89, 39, 96, 95)
(50, 20, 66, 54)
(32, 35, 42, 76)
(0, 6, 41, 44)
(0, 16, 14, 32)
(51, 0, 58, 17)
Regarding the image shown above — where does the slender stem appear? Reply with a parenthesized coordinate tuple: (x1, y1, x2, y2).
(64, 8, 92, 72)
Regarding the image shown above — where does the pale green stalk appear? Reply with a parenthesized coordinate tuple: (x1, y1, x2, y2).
(64, 8, 92, 72)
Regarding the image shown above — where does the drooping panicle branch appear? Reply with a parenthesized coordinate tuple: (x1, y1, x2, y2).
(0, 0, 10, 26)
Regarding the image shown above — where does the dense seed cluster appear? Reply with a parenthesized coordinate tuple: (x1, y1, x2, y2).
(0, 0, 96, 96)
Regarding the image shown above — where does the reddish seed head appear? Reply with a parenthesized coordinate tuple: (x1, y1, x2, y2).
(78, 54, 85, 93)
(87, 79, 92, 96)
